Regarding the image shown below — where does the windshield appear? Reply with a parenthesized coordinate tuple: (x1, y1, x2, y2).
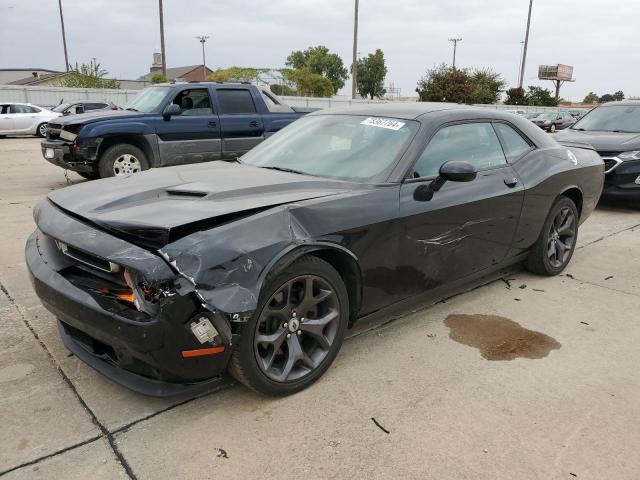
(241, 115, 419, 181)
(52, 103, 71, 112)
(572, 105, 640, 132)
(124, 86, 172, 113)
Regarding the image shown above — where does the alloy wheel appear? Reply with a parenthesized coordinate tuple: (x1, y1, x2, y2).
(39, 123, 48, 137)
(254, 275, 340, 383)
(547, 206, 575, 268)
(113, 154, 142, 176)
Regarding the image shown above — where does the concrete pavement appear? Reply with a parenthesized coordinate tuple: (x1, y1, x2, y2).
(1, 137, 639, 479)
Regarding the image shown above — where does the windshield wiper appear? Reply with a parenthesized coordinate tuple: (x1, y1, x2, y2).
(125, 107, 138, 112)
(260, 166, 306, 175)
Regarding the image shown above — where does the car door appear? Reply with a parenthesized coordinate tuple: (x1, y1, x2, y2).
(215, 87, 265, 158)
(0, 105, 14, 133)
(154, 87, 222, 166)
(10, 104, 38, 133)
(397, 121, 526, 292)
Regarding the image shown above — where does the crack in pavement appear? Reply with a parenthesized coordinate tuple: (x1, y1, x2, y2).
(576, 222, 640, 250)
(0, 435, 102, 477)
(562, 273, 640, 298)
(0, 282, 138, 480)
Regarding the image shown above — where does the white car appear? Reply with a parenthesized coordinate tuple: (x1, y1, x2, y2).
(0, 102, 62, 137)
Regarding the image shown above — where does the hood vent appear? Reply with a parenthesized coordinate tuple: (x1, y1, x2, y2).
(166, 190, 208, 198)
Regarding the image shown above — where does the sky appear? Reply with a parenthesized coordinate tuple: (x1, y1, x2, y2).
(1, 0, 639, 101)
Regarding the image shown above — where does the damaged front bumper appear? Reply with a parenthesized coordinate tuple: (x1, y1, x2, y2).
(41, 138, 98, 174)
(26, 201, 235, 396)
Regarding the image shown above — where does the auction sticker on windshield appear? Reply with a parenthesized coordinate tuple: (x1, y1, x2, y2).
(361, 117, 406, 130)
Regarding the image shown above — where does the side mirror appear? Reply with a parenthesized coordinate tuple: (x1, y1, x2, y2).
(439, 160, 477, 183)
(413, 161, 477, 202)
(163, 103, 181, 119)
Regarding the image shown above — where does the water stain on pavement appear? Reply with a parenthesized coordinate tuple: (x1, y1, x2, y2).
(444, 314, 561, 360)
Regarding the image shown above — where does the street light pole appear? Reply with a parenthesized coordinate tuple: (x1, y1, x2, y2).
(517, 40, 524, 87)
(351, 0, 359, 99)
(448, 38, 462, 69)
(196, 35, 210, 80)
(518, 0, 533, 89)
(57, 0, 70, 71)
(158, 0, 166, 77)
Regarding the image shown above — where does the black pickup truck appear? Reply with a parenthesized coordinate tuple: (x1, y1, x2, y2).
(42, 83, 310, 179)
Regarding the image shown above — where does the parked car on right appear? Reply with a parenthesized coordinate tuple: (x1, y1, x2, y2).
(531, 111, 576, 132)
(556, 100, 640, 200)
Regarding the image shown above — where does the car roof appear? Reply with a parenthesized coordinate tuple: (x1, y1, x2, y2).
(310, 103, 533, 122)
(598, 100, 640, 107)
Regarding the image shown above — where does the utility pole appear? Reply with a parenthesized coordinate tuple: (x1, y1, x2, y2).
(196, 36, 210, 80)
(158, 0, 166, 76)
(448, 38, 462, 69)
(516, 40, 525, 86)
(351, 0, 359, 99)
(518, 0, 533, 89)
(57, 0, 70, 71)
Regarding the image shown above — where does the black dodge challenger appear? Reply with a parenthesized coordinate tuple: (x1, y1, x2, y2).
(26, 104, 604, 396)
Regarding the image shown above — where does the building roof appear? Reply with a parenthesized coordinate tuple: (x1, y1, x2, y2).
(8, 72, 68, 85)
(139, 65, 213, 81)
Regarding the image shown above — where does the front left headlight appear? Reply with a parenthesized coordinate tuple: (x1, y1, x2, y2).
(618, 151, 640, 161)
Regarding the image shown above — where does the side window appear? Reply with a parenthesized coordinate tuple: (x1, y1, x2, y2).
(217, 89, 257, 114)
(86, 103, 106, 111)
(413, 123, 507, 178)
(10, 105, 28, 113)
(0, 105, 8, 114)
(493, 123, 532, 162)
(172, 88, 213, 116)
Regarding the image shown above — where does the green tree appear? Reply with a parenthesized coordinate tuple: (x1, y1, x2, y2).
(469, 68, 506, 104)
(416, 63, 473, 103)
(526, 86, 558, 106)
(613, 90, 625, 101)
(207, 67, 267, 83)
(356, 49, 387, 99)
(504, 87, 528, 105)
(599, 93, 616, 103)
(583, 92, 598, 104)
(270, 84, 295, 96)
(150, 73, 168, 84)
(281, 68, 334, 97)
(58, 59, 120, 89)
(286, 46, 348, 92)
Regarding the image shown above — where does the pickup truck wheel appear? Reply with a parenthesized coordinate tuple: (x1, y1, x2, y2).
(37, 123, 48, 138)
(98, 144, 149, 178)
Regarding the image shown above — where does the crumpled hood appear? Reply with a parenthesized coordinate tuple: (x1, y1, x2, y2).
(47, 162, 355, 249)
(554, 129, 640, 152)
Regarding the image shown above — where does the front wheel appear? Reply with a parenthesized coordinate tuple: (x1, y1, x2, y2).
(36, 123, 48, 138)
(525, 196, 579, 276)
(98, 144, 149, 178)
(550, 124, 556, 133)
(229, 256, 349, 396)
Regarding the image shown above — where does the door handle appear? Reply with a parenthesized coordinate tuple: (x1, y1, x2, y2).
(504, 177, 519, 188)
(249, 120, 259, 128)
(207, 121, 217, 128)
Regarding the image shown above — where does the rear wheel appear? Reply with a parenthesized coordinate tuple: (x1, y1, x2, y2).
(98, 144, 149, 178)
(229, 256, 349, 396)
(550, 123, 557, 133)
(525, 196, 578, 275)
(37, 123, 48, 138)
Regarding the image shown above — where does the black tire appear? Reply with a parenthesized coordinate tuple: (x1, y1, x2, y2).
(525, 196, 579, 276)
(229, 256, 349, 396)
(36, 123, 48, 138)
(98, 144, 149, 178)
(77, 171, 100, 180)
